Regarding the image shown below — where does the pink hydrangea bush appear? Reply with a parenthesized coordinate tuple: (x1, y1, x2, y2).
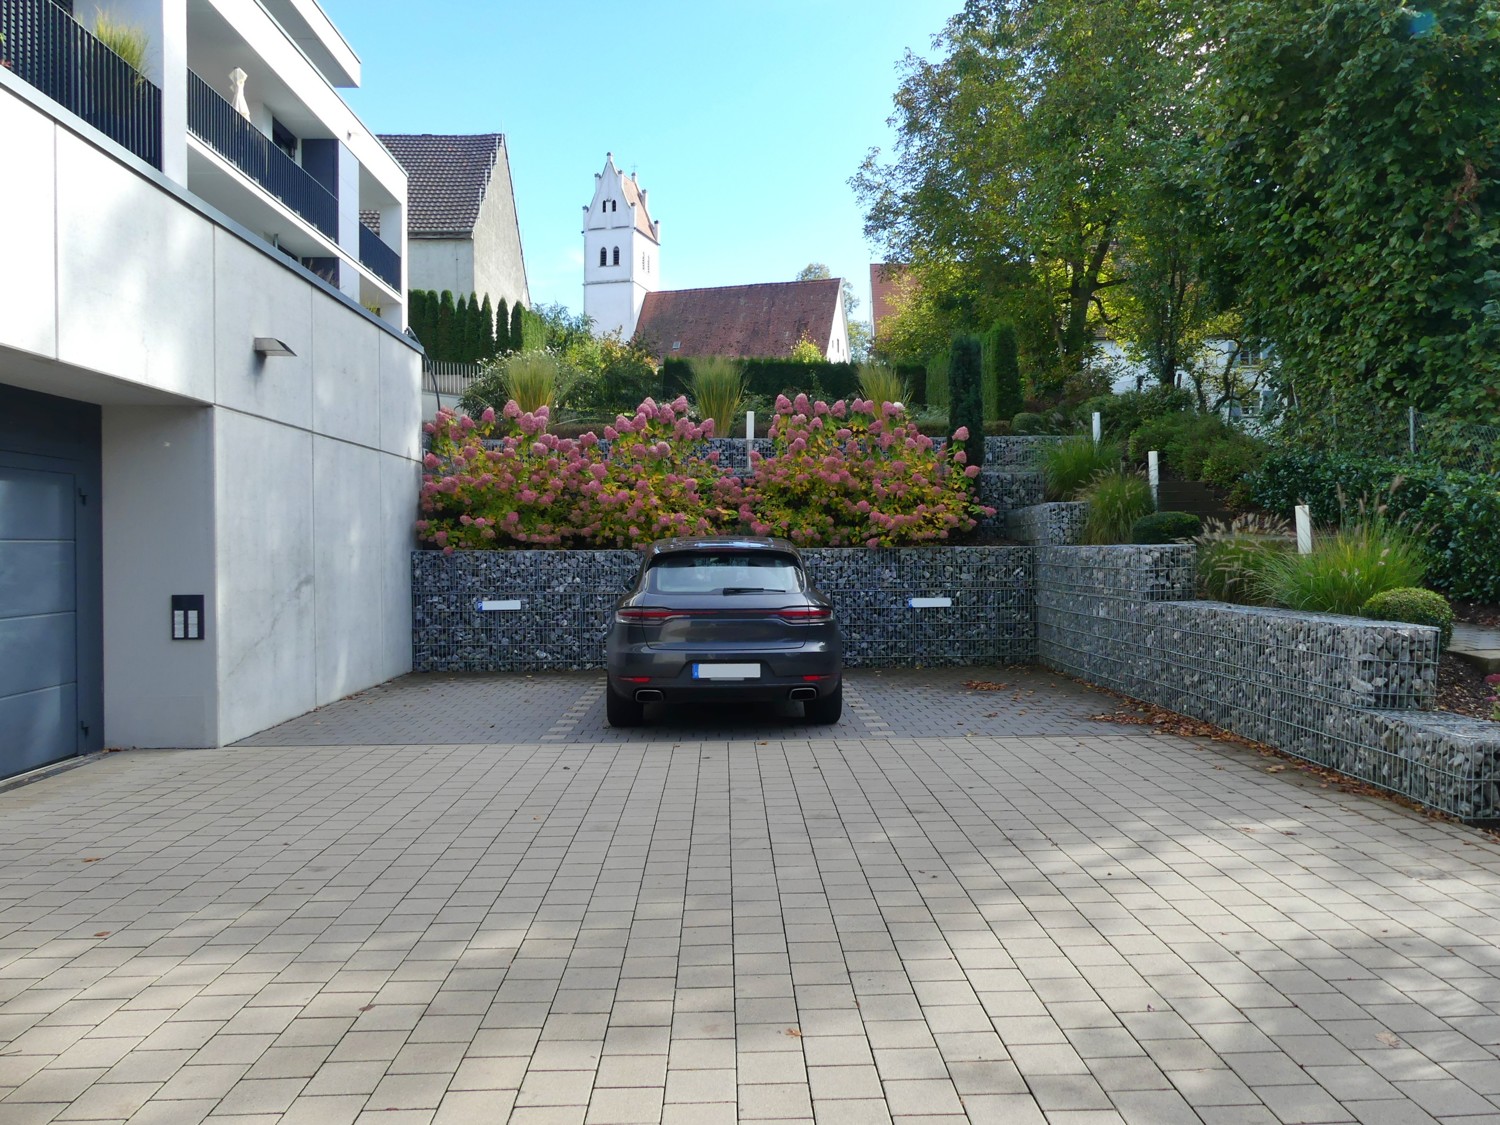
(418, 399, 737, 552)
(736, 394, 991, 548)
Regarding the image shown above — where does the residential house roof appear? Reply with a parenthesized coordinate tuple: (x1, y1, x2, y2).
(377, 133, 506, 238)
(869, 262, 910, 345)
(634, 279, 843, 359)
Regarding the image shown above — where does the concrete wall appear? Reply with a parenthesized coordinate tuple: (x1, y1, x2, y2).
(2, 75, 423, 748)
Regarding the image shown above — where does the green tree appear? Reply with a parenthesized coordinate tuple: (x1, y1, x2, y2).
(455, 294, 470, 361)
(1209, 0, 1500, 419)
(855, 0, 1208, 392)
(479, 294, 496, 359)
(985, 321, 1024, 422)
(796, 263, 872, 361)
(495, 297, 511, 353)
(510, 302, 524, 354)
(436, 290, 457, 362)
(950, 334, 986, 468)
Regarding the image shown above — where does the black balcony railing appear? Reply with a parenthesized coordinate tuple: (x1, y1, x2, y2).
(358, 222, 400, 290)
(1, 0, 161, 168)
(186, 68, 337, 239)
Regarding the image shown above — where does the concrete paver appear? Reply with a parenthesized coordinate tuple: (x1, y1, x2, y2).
(1, 669, 1499, 1124)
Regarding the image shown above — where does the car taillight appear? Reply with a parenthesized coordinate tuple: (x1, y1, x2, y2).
(777, 607, 832, 625)
(615, 607, 685, 624)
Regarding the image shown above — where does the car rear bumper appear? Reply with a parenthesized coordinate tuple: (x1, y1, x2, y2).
(606, 644, 841, 703)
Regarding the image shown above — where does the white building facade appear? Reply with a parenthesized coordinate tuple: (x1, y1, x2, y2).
(0, 0, 422, 776)
(582, 153, 661, 339)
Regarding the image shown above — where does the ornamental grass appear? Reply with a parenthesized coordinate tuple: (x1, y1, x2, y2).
(688, 357, 744, 436)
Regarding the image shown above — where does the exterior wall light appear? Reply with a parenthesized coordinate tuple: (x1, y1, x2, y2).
(253, 338, 297, 357)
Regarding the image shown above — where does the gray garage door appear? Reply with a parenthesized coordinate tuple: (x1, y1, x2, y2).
(0, 464, 81, 777)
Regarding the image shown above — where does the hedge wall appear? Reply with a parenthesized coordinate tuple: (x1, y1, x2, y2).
(662, 358, 861, 402)
(1250, 451, 1500, 602)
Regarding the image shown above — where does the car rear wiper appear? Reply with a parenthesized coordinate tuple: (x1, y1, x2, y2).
(720, 586, 780, 594)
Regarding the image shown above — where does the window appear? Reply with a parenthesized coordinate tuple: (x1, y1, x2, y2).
(599, 248, 607, 267)
(612, 247, 620, 266)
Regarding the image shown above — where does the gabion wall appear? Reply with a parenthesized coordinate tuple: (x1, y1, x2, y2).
(1036, 545, 1500, 821)
(1006, 502, 1087, 546)
(414, 546, 1035, 673)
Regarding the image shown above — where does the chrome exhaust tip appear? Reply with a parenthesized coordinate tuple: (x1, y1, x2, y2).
(788, 686, 818, 701)
(634, 689, 664, 703)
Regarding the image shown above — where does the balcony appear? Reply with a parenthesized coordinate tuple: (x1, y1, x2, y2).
(1, 0, 161, 168)
(358, 222, 400, 291)
(186, 67, 335, 239)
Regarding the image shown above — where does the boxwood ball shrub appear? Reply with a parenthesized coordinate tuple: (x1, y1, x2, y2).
(738, 394, 990, 547)
(1131, 511, 1203, 544)
(1361, 587, 1454, 650)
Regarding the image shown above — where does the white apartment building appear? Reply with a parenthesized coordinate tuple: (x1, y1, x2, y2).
(0, 0, 423, 776)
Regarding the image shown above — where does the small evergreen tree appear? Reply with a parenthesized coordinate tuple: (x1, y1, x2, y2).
(495, 298, 511, 353)
(479, 295, 496, 359)
(510, 302, 525, 352)
(436, 290, 457, 362)
(986, 321, 1023, 423)
(406, 289, 427, 348)
(950, 334, 986, 470)
(455, 295, 471, 361)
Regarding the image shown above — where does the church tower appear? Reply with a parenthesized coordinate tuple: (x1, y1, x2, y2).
(582, 153, 660, 340)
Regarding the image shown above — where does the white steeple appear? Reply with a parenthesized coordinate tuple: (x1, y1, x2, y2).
(582, 153, 660, 340)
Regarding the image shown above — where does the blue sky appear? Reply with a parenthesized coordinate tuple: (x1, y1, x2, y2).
(319, 0, 952, 328)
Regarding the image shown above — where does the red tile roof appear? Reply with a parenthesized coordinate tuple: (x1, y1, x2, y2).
(620, 173, 657, 241)
(634, 280, 843, 359)
(378, 133, 505, 237)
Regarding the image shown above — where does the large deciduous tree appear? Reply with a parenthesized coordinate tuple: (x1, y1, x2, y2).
(855, 0, 1207, 391)
(1210, 0, 1500, 419)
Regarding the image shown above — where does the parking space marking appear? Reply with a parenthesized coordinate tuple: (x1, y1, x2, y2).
(541, 677, 605, 741)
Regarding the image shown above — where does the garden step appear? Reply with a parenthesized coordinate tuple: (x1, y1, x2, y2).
(1450, 623, 1500, 675)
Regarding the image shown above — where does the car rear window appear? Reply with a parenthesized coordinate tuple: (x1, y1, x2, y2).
(645, 552, 803, 595)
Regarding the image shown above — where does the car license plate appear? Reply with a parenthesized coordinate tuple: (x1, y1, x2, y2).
(693, 663, 760, 680)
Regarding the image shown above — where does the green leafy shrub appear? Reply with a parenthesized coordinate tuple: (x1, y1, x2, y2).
(1249, 451, 1500, 602)
(1127, 410, 1264, 500)
(688, 357, 745, 436)
(1041, 436, 1121, 501)
(1256, 522, 1427, 616)
(1011, 411, 1049, 435)
(1131, 512, 1203, 544)
(1077, 384, 1195, 440)
(1361, 587, 1454, 650)
(982, 321, 1023, 423)
(662, 358, 859, 403)
(1194, 515, 1293, 604)
(1080, 470, 1155, 545)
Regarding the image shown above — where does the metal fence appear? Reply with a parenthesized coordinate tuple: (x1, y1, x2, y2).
(186, 69, 337, 238)
(1278, 403, 1500, 472)
(358, 222, 400, 290)
(1, 0, 162, 168)
(423, 360, 484, 399)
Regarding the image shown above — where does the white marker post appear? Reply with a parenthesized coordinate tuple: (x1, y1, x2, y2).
(1295, 505, 1314, 555)
(1147, 450, 1160, 507)
(745, 410, 755, 476)
(1092, 411, 1102, 445)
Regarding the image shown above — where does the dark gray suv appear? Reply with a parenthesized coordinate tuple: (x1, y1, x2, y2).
(604, 537, 843, 727)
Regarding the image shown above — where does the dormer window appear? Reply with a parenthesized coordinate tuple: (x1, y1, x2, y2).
(599, 248, 607, 267)
(612, 247, 620, 266)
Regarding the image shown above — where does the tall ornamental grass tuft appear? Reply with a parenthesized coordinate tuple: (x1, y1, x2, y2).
(1042, 436, 1121, 501)
(1256, 522, 1426, 615)
(1194, 514, 1292, 605)
(504, 353, 564, 417)
(688, 357, 744, 437)
(94, 12, 148, 76)
(857, 363, 907, 410)
(1079, 469, 1154, 544)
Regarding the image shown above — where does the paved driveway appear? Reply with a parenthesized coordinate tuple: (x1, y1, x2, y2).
(2, 668, 1500, 1125)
